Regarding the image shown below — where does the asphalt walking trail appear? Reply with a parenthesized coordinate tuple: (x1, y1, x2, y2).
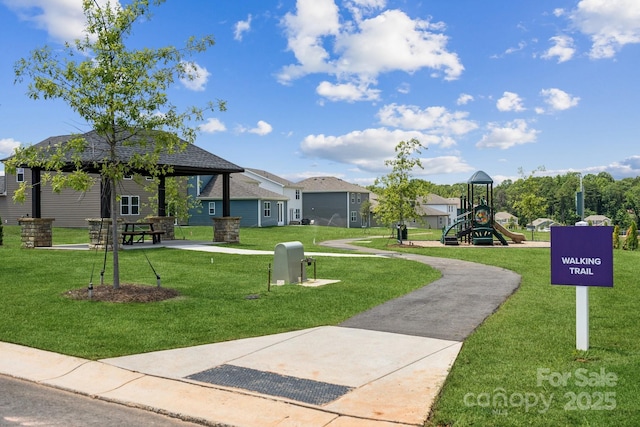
(0, 238, 522, 427)
(325, 239, 522, 341)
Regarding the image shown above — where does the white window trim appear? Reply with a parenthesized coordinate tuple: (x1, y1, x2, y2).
(120, 195, 140, 216)
(208, 201, 216, 215)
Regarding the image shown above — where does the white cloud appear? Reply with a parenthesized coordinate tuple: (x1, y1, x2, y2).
(476, 119, 539, 149)
(179, 61, 211, 91)
(496, 91, 525, 112)
(316, 80, 380, 102)
(542, 35, 576, 63)
(247, 120, 273, 136)
(279, 1, 463, 101)
(553, 8, 566, 18)
(417, 156, 475, 176)
(2, 0, 118, 43)
(0, 138, 21, 156)
(457, 93, 474, 105)
(234, 14, 252, 41)
(300, 127, 441, 171)
(200, 118, 226, 133)
(539, 88, 580, 112)
(377, 103, 477, 147)
(570, 0, 640, 59)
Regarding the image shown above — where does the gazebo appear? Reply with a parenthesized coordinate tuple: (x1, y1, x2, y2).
(14, 129, 244, 247)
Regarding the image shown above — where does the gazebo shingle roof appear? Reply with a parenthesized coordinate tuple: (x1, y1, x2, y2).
(22, 130, 244, 176)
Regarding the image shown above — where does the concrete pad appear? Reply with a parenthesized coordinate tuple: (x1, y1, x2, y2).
(0, 342, 88, 382)
(43, 361, 144, 395)
(99, 375, 338, 427)
(228, 327, 459, 387)
(325, 342, 462, 424)
(101, 328, 322, 379)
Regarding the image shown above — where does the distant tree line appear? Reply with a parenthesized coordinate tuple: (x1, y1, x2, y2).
(369, 171, 640, 230)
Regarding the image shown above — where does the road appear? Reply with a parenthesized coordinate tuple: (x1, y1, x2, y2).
(0, 375, 199, 427)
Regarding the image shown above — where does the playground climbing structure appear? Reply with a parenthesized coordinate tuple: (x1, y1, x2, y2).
(441, 170, 524, 246)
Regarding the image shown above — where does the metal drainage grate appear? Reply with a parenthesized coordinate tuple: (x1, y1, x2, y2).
(186, 364, 353, 406)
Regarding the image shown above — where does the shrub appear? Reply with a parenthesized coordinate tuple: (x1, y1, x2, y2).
(613, 224, 620, 249)
(625, 221, 638, 251)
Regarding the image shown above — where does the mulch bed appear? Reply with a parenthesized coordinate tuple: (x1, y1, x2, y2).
(64, 284, 180, 303)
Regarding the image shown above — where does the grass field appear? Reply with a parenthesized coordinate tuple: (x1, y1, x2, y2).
(1, 224, 638, 425)
(0, 225, 438, 359)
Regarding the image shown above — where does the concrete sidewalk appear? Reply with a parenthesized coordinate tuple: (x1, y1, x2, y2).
(1, 238, 521, 426)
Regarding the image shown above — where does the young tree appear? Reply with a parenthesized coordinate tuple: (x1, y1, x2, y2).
(373, 138, 425, 243)
(359, 199, 372, 228)
(5, 0, 223, 288)
(512, 167, 548, 239)
(613, 224, 620, 249)
(625, 221, 638, 251)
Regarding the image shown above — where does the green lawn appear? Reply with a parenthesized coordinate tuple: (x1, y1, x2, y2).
(355, 237, 640, 426)
(0, 225, 438, 359)
(1, 224, 638, 425)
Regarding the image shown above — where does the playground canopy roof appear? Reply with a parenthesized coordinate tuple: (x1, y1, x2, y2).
(468, 170, 493, 184)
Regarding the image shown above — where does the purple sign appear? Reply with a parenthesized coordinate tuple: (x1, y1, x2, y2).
(551, 226, 613, 287)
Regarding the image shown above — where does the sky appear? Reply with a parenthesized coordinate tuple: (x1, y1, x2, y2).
(1, 0, 640, 186)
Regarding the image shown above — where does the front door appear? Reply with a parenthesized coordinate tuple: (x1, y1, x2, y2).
(277, 202, 285, 226)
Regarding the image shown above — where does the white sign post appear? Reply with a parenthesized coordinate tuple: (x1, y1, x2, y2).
(574, 221, 589, 351)
(575, 285, 589, 350)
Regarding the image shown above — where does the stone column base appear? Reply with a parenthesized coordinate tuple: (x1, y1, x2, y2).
(18, 218, 54, 248)
(87, 218, 122, 250)
(146, 216, 175, 240)
(212, 217, 241, 243)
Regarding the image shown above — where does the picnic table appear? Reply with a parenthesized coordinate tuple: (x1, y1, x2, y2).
(121, 222, 165, 245)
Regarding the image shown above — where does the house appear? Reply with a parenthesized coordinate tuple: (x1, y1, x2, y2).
(0, 130, 243, 227)
(415, 194, 459, 228)
(528, 218, 556, 231)
(189, 173, 288, 227)
(298, 176, 370, 228)
(495, 211, 519, 228)
(0, 168, 162, 227)
(242, 168, 303, 224)
(584, 215, 611, 226)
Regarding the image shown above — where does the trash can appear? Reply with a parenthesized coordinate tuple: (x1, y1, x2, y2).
(397, 224, 407, 240)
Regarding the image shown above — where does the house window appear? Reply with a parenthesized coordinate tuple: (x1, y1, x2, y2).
(295, 189, 301, 200)
(208, 202, 216, 215)
(294, 208, 301, 220)
(264, 201, 271, 217)
(16, 168, 24, 182)
(351, 211, 357, 222)
(120, 195, 140, 215)
(357, 193, 361, 203)
(351, 193, 355, 203)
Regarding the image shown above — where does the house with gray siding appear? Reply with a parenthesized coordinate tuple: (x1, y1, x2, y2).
(406, 194, 457, 229)
(298, 176, 370, 228)
(1, 130, 243, 227)
(190, 173, 288, 227)
(0, 168, 160, 227)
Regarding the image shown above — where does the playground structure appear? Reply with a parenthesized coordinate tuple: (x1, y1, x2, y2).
(441, 170, 526, 246)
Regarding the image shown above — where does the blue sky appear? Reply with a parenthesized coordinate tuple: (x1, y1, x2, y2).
(1, 0, 640, 186)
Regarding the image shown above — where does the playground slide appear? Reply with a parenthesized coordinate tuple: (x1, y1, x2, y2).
(493, 221, 526, 243)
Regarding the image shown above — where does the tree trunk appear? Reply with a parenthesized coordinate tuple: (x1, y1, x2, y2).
(110, 176, 120, 289)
